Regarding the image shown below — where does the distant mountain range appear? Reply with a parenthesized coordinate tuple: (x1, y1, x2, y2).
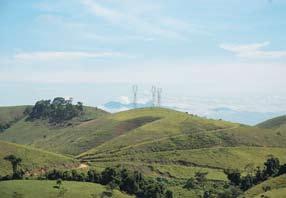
(103, 101, 153, 111)
(103, 101, 284, 125)
(209, 107, 282, 125)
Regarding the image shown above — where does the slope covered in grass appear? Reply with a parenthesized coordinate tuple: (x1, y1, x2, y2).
(83, 147, 286, 172)
(0, 180, 133, 198)
(0, 106, 28, 129)
(0, 140, 77, 176)
(257, 115, 286, 129)
(78, 108, 286, 161)
(0, 106, 109, 155)
(242, 174, 286, 198)
(2, 107, 285, 157)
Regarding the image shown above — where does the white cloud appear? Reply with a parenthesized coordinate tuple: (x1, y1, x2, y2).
(118, 96, 130, 104)
(220, 42, 286, 59)
(14, 51, 123, 61)
(79, 0, 200, 39)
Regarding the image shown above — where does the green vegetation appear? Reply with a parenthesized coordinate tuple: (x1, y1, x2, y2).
(0, 180, 133, 198)
(2, 105, 286, 197)
(0, 105, 108, 155)
(43, 167, 173, 198)
(255, 188, 286, 198)
(242, 174, 286, 197)
(27, 97, 84, 123)
(0, 106, 28, 132)
(0, 140, 77, 176)
(81, 147, 286, 172)
(257, 115, 286, 129)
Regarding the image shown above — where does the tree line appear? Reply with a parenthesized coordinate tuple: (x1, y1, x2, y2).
(1, 155, 173, 198)
(225, 156, 286, 191)
(26, 97, 84, 123)
(42, 167, 173, 198)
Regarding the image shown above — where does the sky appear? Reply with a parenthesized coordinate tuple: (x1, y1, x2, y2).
(1, 0, 286, 121)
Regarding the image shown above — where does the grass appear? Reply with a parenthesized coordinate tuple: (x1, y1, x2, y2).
(79, 108, 286, 160)
(2, 107, 286, 158)
(0, 140, 77, 176)
(242, 174, 286, 198)
(257, 115, 286, 129)
(1, 107, 286, 197)
(90, 161, 227, 181)
(0, 106, 109, 155)
(83, 147, 286, 173)
(0, 106, 28, 126)
(255, 188, 286, 198)
(0, 180, 133, 198)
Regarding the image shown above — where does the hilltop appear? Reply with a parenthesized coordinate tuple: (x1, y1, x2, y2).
(0, 105, 108, 155)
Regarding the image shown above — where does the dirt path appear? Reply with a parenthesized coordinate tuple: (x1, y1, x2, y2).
(77, 163, 89, 169)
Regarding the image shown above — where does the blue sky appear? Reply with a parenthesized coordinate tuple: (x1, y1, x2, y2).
(1, 0, 286, 116)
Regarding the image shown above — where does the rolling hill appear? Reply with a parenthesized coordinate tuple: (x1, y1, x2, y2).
(77, 108, 286, 160)
(2, 106, 286, 197)
(3, 107, 286, 157)
(242, 174, 286, 198)
(0, 106, 109, 155)
(0, 140, 77, 176)
(257, 115, 286, 130)
(0, 180, 133, 198)
(0, 106, 28, 131)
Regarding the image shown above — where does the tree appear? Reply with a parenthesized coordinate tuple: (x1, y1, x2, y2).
(224, 169, 241, 186)
(264, 156, 280, 177)
(57, 179, 63, 189)
(278, 164, 286, 175)
(184, 177, 196, 189)
(4, 155, 23, 179)
(165, 190, 174, 198)
(28, 97, 84, 123)
(195, 171, 208, 188)
(240, 174, 254, 191)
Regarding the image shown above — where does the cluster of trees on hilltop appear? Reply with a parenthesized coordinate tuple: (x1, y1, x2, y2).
(27, 97, 84, 123)
(43, 167, 173, 198)
(225, 156, 286, 191)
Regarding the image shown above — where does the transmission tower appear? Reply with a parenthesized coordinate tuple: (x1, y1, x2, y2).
(151, 86, 157, 107)
(157, 88, 162, 107)
(132, 85, 138, 109)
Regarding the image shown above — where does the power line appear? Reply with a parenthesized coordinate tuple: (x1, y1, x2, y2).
(157, 88, 162, 107)
(151, 86, 157, 107)
(132, 85, 138, 109)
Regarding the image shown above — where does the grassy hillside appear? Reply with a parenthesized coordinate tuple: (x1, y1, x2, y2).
(1, 107, 286, 197)
(242, 174, 286, 198)
(0, 180, 133, 198)
(2, 107, 286, 157)
(84, 147, 286, 172)
(0, 140, 77, 176)
(0, 106, 28, 124)
(255, 188, 286, 198)
(0, 106, 109, 155)
(257, 115, 286, 129)
(78, 108, 286, 161)
(0, 106, 28, 131)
